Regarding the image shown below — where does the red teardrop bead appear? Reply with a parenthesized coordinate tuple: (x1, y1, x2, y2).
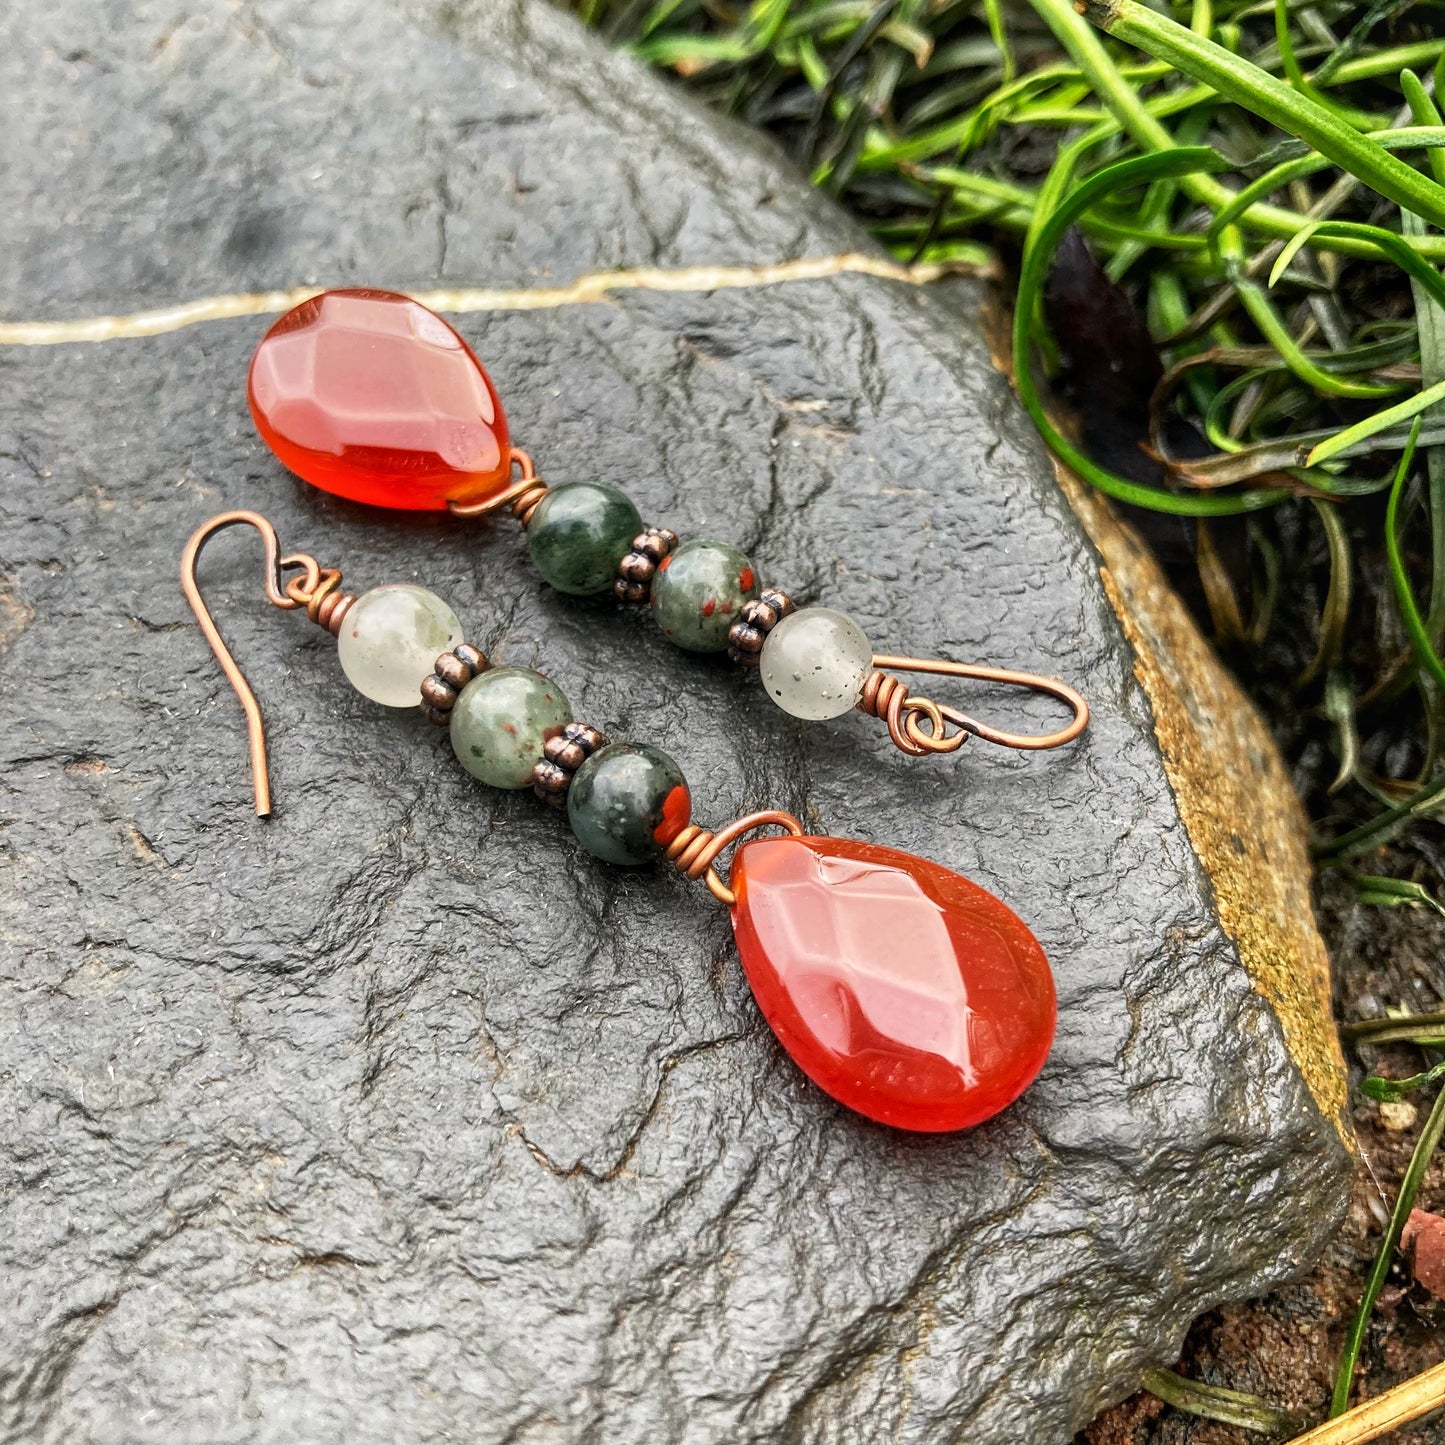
(247, 289, 512, 512)
(730, 836, 1055, 1131)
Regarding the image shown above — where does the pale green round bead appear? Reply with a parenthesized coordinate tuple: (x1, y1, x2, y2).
(337, 584, 464, 708)
(449, 667, 572, 789)
(758, 606, 872, 720)
(650, 538, 759, 653)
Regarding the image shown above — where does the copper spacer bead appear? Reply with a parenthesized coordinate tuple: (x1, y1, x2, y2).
(726, 622, 766, 667)
(433, 642, 488, 689)
(740, 587, 796, 633)
(434, 653, 471, 690)
(559, 721, 609, 757)
(455, 642, 487, 674)
(615, 527, 680, 603)
(420, 675, 458, 710)
(533, 722, 610, 803)
(544, 726, 604, 771)
(634, 527, 679, 562)
(544, 735, 587, 771)
(532, 758, 573, 806)
(618, 552, 657, 585)
(425, 643, 489, 718)
(728, 587, 795, 666)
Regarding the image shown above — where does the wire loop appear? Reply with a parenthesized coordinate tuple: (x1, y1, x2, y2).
(859, 654, 1089, 756)
(281, 556, 352, 630)
(665, 810, 805, 905)
(447, 448, 549, 524)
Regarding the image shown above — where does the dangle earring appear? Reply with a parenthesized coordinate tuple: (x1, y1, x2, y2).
(181, 510, 1087, 1134)
(247, 289, 1088, 761)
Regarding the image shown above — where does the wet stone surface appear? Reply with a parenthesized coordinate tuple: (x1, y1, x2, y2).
(0, 1, 1350, 1442)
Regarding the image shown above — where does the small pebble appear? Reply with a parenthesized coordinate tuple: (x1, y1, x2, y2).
(1378, 1100, 1418, 1131)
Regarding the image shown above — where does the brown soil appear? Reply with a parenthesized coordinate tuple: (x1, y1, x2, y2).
(1079, 873, 1445, 1443)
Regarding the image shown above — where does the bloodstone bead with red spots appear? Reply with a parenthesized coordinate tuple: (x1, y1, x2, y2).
(730, 835, 1056, 1131)
(650, 538, 760, 653)
(567, 743, 691, 865)
(248, 288, 512, 511)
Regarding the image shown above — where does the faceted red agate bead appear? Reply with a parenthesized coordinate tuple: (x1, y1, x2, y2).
(247, 289, 512, 512)
(730, 836, 1056, 1132)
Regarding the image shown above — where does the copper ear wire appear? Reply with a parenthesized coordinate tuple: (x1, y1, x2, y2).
(859, 655, 1090, 757)
(180, 510, 353, 818)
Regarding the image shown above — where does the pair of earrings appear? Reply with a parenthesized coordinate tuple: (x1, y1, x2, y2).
(184, 287, 1090, 1135)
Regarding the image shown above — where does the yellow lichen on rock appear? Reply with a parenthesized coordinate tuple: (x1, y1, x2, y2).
(1060, 468, 1350, 1144)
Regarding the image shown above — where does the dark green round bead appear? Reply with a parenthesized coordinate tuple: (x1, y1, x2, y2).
(527, 482, 642, 596)
(649, 538, 759, 652)
(567, 743, 692, 866)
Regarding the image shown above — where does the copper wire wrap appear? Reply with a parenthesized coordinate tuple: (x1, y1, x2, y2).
(859, 655, 1090, 757)
(180, 510, 354, 817)
(281, 555, 355, 634)
(446, 447, 549, 525)
(665, 809, 805, 906)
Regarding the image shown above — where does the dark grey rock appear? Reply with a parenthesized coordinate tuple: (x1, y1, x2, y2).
(0, 2, 1351, 1442)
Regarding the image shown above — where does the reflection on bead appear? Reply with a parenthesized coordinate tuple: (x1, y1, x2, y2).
(650, 539, 759, 652)
(527, 482, 642, 596)
(568, 743, 691, 865)
(337, 585, 464, 708)
(759, 606, 873, 720)
(248, 289, 511, 511)
(450, 666, 572, 788)
(732, 835, 1055, 1130)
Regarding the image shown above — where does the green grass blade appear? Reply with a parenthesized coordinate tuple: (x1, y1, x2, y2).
(1330, 1080, 1445, 1413)
(1315, 766, 1445, 859)
(1143, 1368, 1303, 1435)
(1310, 381, 1445, 465)
(1381, 420, 1445, 690)
(1015, 148, 1288, 517)
(1268, 221, 1322, 287)
(1076, 0, 1445, 231)
(1027, 0, 1445, 260)
(1362, 1059, 1445, 1102)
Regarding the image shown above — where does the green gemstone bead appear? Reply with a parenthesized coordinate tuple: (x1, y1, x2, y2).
(567, 743, 692, 866)
(649, 538, 759, 653)
(449, 667, 572, 789)
(527, 482, 642, 596)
